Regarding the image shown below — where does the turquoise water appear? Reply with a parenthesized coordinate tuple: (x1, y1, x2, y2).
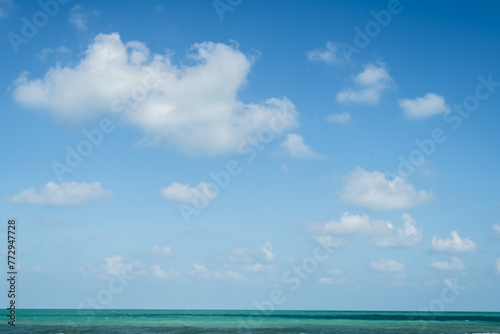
(0, 309, 499, 333)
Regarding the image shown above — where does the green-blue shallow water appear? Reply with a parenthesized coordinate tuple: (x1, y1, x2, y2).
(0, 309, 499, 333)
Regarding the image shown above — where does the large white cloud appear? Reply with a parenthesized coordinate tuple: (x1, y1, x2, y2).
(338, 167, 433, 210)
(8, 181, 111, 206)
(337, 63, 392, 105)
(399, 93, 450, 119)
(13, 33, 298, 156)
(310, 212, 422, 248)
(280, 133, 325, 159)
(430, 257, 466, 271)
(431, 231, 477, 253)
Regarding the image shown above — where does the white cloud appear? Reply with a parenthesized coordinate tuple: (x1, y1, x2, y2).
(492, 224, 500, 238)
(307, 42, 341, 64)
(69, 5, 89, 31)
(230, 241, 275, 264)
(370, 213, 423, 248)
(281, 133, 325, 159)
(496, 258, 500, 274)
(188, 263, 245, 282)
(242, 263, 273, 272)
(8, 181, 112, 206)
(160, 182, 214, 204)
(399, 93, 450, 119)
(311, 212, 422, 248)
(151, 265, 179, 280)
(338, 167, 433, 210)
(188, 263, 211, 279)
(430, 257, 466, 271)
(370, 259, 404, 272)
(211, 270, 246, 282)
(95, 255, 144, 280)
(13, 33, 298, 156)
(326, 112, 351, 124)
(336, 63, 392, 105)
(432, 231, 477, 253)
(150, 245, 173, 259)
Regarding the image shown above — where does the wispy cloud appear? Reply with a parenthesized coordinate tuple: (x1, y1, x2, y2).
(160, 182, 214, 204)
(307, 42, 342, 64)
(151, 265, 179, 280)
(69, 5, 89, 31)
(326, 112, 351, 124)
(8, 181, 112, 206)
(370, 259, 404, 272)
(281, 133, 325, 159)
(149, 245, 173, 259)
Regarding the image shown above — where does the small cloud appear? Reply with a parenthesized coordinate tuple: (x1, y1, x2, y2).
(370, 259, 404, 272)
(242, 263, 273, 272)
(431, 231, 477, 253)
(150, 245, 173, 259)
(326, 112, 351, 124)
(188, 263, 245, 282)
(307, 42, 341, 64)
(188, 263, 211, 279)
(93, 255, 144, 280)
(69, 5, 89, 31)
(281, 133, 325, 159)
(8, 181, 112, 206)
(36, 48, 53, 61)
(492, 224, 500, 238)
(430, 256, 466, 271)
(151, 265, 179, 280)
(496, 258, 500, 274)
(338, 167, 433, 210)
(337, 62, 392, 105)
(399, 93, 450, 119)
(160, 182, 214, 204)
(310, 212, 422, 249)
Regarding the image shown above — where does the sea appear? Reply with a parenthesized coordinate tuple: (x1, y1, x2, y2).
(0, 309, 499, 333)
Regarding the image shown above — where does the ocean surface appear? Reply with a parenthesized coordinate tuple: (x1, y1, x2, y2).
(0, 309, 499, 333)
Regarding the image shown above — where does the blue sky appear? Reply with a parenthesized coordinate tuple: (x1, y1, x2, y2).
(1, 0, 500, 311)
